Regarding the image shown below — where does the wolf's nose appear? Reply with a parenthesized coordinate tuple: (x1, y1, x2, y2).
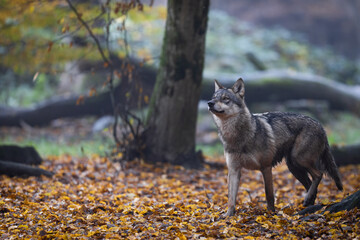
(207, 101, 214, 107)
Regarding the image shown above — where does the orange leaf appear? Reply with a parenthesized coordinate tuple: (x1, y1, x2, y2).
(88, 87, 97, 97)
(47, 41, 53, 52)
(76, 95, 85, 105)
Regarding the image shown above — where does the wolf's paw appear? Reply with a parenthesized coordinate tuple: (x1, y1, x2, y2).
(303, 196, 316, 207)
(222, 208, 235, 218)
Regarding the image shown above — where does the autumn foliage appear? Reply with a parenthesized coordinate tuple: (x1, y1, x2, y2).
(0, 154, 359, 239)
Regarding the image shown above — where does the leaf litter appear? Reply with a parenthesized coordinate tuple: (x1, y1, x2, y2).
(0, 154, 359, 239)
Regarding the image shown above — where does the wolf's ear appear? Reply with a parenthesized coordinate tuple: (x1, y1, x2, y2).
(232, 78, 245, 98)
(214, 79, 224, 91)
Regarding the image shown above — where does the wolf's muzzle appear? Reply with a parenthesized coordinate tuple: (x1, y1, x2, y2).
(207, 100, 215, 108)
(208, 100, 224, 114)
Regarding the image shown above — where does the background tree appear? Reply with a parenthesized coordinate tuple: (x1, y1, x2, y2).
(144, 0, 210, 167)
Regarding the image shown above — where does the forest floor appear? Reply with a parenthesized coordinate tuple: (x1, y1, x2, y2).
(0, 155, 359, 239)
(0, 118, 360, 239)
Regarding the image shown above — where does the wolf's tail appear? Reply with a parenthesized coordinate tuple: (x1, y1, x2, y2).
(321, 143, 343, 191)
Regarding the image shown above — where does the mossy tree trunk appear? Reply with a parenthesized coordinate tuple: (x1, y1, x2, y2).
(144, 0, 209, 167)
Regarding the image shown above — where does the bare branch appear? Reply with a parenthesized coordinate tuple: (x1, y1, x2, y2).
(65, 0, 110, 65)
(121, 16, 130, 57)
(52, 12, 105, 44)
(66, 0, 122, 145)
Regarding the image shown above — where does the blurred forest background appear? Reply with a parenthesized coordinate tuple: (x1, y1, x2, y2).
(1, 0, 360, 158)
(2, 2, 360, 238)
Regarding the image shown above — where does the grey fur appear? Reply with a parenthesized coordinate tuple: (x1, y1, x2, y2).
(208, 78, 343, 217)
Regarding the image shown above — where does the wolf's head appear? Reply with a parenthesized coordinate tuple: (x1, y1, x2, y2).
(207, 78, 247, 118)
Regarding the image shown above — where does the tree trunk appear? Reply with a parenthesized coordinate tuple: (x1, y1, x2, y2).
(144, 0, 209, 167)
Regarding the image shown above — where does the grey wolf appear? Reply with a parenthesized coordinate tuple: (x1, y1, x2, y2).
(208, 78, 343, 217)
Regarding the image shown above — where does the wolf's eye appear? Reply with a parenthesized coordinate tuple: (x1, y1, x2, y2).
(222, 96, 230, 103)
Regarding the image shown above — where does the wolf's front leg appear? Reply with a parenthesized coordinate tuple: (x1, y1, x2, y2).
(224, 168, 241, 217)
(261, 167, 275, 212)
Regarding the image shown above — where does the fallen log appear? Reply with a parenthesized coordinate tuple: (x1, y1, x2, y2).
(331, 144, 360, 167)
(0, 93, 114, 127)
(0, 145, 53, 177)
(0, 160, 53, 178)
(0, 69, 359, 127)
(298, 190, 360, 215)
(0, 58, 156, 127)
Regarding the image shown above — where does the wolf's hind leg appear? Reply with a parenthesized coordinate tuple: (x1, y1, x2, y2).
(290, 133, 323, 206)
(304, 170, 322, 206)
(286, 157, 312, 191)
